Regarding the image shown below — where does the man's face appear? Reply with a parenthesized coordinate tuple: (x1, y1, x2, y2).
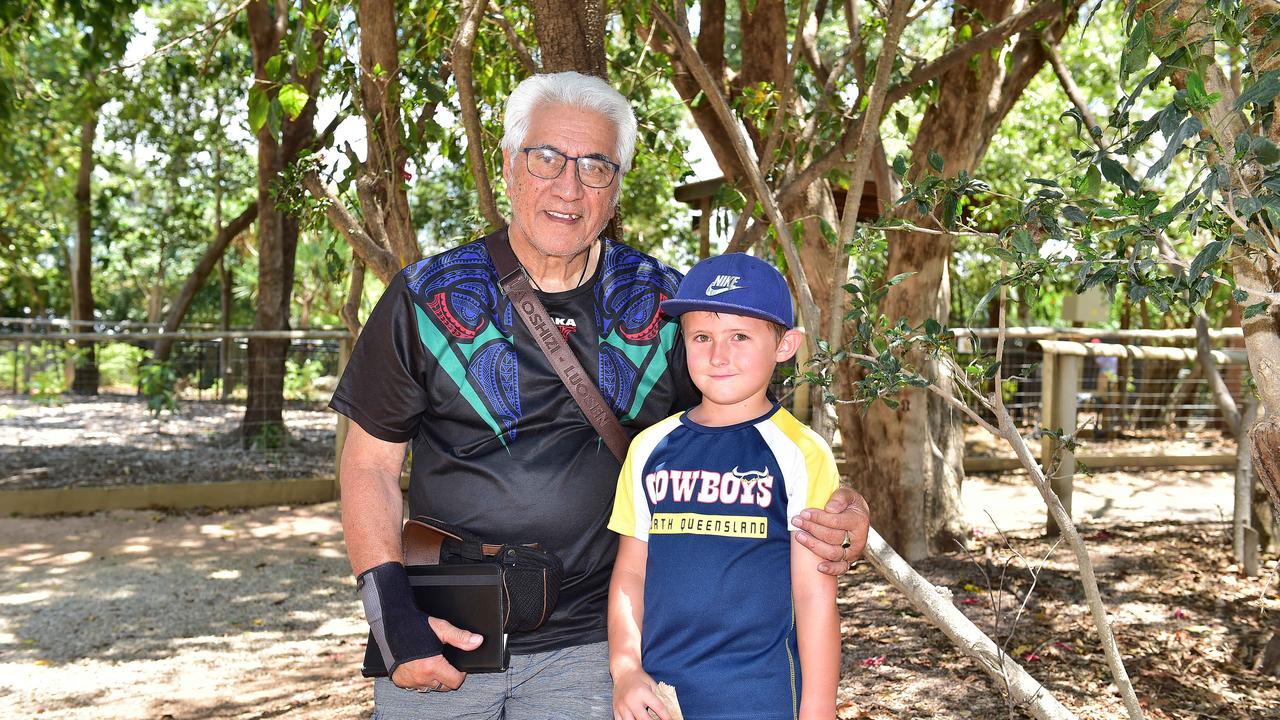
(502, 104, 619, 259)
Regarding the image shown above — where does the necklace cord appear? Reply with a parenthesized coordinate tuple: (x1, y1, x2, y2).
(527, 238, 596, 293)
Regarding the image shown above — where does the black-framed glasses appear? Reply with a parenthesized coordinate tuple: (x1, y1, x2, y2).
(520, 146, 620, 189)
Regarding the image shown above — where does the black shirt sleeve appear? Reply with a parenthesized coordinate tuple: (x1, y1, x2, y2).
(329, 272, 432, 443)
(667, 324, 701, 414)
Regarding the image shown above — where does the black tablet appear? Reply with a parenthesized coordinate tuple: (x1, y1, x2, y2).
(360, 563, 509, 677)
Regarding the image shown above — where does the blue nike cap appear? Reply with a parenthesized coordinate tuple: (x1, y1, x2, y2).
(660, 252, 795, 328)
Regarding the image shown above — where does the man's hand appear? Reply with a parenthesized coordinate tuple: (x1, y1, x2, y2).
(791, 486, 870, 575)
(389, 616, 484, 692)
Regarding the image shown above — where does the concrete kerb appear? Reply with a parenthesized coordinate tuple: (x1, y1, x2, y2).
(0, 477, 337, 516)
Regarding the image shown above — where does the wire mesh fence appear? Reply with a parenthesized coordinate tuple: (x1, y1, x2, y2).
(0, 318, 345, 403)
(1, 319, 1249, 442)
(958, 330, 1250, 440)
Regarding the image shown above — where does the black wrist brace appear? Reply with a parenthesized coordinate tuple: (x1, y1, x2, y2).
(356, 561, 443, 676)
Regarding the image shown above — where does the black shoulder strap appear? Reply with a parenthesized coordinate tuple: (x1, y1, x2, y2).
(484, 229, 631, 463)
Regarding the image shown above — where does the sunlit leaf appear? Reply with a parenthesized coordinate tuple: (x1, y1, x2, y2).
(278, 83, 309, 121)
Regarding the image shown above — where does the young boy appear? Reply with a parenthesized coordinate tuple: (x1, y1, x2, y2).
(607, 253, 840, 720)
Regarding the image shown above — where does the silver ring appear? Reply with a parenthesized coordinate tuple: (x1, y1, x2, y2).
(841, 530, 852, 549)
(414, 686, 433, 693)
(840, 544, 849, 563)
(433, 680, 445, 692)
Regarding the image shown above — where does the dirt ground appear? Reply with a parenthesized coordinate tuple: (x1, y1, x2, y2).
(0, 395, 334, 490)
(1, 396, 1277, 719)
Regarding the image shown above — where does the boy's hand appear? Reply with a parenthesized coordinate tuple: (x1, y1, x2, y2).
(612, 670, 671, 720)
(792, 486, 870, 575)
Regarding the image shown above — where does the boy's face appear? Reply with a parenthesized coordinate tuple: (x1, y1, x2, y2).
(681, 311, 801, 422)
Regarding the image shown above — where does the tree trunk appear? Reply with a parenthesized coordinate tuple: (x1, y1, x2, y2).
(242, 1, 322, 447)
(1234, 255, 1280, 519)
(839, 0, 1069, 559)
(71, 113, 98, 395)
(358, 0, 422, 266)
(839, 0, 1004, 559)
(528, 0, 607, 77)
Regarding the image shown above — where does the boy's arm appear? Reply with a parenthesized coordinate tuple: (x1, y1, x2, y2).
(608, 535, 672, 720)
(792, 533, 840, 720)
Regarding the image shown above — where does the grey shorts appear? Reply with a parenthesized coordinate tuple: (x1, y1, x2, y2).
(371, 641, 612, 720)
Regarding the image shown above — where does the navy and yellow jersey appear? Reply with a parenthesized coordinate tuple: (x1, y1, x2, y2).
(608, 404, 840, 720)
(331, 228, 700, 654)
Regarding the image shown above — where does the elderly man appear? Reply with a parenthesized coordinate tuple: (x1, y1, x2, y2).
(331, 71, 870, 720)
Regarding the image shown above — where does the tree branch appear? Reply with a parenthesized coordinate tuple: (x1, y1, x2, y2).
(1194, 313, 1242, 433)
(884, 0, 1066, 109)
(650, 3, 822, 356)
(109, 0, 250, 72)
(777, 0, 1070, 209)
(340, 259, 366, 336)
(489, 2, 538, 75)
(154, 201, 259, 362)
(302, 172, 400, 283)
(1044, 40, 1103, 149)
(452, 0, 503, 230)
(827, 0, 912, 354)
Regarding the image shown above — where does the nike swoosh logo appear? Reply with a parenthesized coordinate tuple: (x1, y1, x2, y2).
(705, 285, 743, 296)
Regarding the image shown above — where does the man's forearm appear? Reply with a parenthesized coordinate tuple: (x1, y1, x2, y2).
(339, 425, 410, 575)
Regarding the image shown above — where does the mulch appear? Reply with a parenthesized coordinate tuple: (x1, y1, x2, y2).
(837, 521, 1278, 719)
(0, 394, 334, 490)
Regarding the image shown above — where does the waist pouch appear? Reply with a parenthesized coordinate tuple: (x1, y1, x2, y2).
(403, 516, 565, 633)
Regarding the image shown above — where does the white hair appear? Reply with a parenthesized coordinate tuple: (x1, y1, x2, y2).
(500, 71, 638, 175)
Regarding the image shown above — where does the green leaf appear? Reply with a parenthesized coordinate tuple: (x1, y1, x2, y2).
(1146, 116, 1202, 179)
(884, 272, 914, 287)
(819, 218, 839, 246)
(265, 55, 284, 82)
(1082, 165, 1102, 196)
(248, 86, 268, 133)
(974, 283, 1001, 315)
(924, 318, 942, 336)
(278, 83, 309, 120)
(267, 98, 283, 138)
(1062, 205, 1089, 224)
(1186, 72, 1208, 101)
(1234, 70, 1280, 111)
(312, 0, 332, 24)
(928, 149, 945, 173)
(1232, 288, 1249, 303)
(1244, 301, 1269, 319)
(1188, 239, 1224, 278)
(1119, 14, 1151, 81)
(895, 111, 909, 134)
(983, 361, 1002, 379)
(1100, 157, 1138, 194)
(1251, 136, 1280, 165)
(892, 154, 908, 176)
(941, 191, 958, 229)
